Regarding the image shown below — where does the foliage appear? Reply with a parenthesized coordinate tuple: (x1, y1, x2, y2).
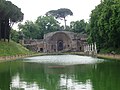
(19, 21, 40, 39)
(0, 0, 23, 42)
(19, 17, 88, 40)
(19, 16, 60, 39)
(11, 29, 19, 42)
(35, 16, 60, 38)
(70, 19, 87, 33)
(46, 8, 73, 29)
(87, 0, 120, 52)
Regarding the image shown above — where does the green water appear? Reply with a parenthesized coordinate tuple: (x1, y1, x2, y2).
(0, 55, 120, 90)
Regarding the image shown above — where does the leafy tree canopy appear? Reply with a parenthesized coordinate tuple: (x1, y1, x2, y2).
(70, 19, 87, 34)
(19, 16, 60, 39)
(87, 0, 120, 53)
(46, 8, 73, 29)
(0, 0, 23, 42)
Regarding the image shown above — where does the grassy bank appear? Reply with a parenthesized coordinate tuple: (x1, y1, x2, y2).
(0, 40, 32, 56)
(97, 54, 120, 60)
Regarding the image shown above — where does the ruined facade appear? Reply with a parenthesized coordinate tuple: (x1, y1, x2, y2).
(22, 31, 87, 52)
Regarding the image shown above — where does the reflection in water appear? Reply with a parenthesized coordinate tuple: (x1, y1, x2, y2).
(59, 74, 92, 90)
(0, 55, 120, 90)
(11, 73, 41, 90)
(11, 73, 92, 90)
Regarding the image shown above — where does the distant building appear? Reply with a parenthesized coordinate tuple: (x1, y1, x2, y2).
(22, 31, 88, 52)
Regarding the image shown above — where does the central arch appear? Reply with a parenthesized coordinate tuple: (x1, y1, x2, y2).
(48, 31, 72, 52)
(57, 40, 63, 51)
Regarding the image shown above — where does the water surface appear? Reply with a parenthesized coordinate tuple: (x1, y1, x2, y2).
(0, 55, 120, 90)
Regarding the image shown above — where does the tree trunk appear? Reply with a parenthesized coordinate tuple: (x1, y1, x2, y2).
(4, 20, 6, 42)
(63, 17, 66, 30)
(0, 20, 1, 40)
(7, 25, 11, 42)
(6, 19, 10, 42)
(4, 23, 6, 42)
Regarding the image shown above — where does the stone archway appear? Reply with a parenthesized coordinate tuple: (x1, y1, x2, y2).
(57, 40, 64, 51)
(47, 31, 72, 52)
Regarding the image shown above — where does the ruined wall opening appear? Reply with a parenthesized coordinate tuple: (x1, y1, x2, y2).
(48, 32, 72, 52)
(57, 40, 64, 51)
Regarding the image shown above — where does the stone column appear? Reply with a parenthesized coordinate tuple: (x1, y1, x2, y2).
(49, 43, 51, 52)
(45, 43, 47, 53)
(94, 42, 97, 54)
(56, 41, 58, 52)
(84, 46, 86, 52)
(88, 45, 90, 52)
(37, 47, 40, 52)
(85, 46, 87, 52)
(43, 41, 46, 53)
(90, 44, 91, 52)
(92, 43, 94, 51)
(86, 45, 88, 52)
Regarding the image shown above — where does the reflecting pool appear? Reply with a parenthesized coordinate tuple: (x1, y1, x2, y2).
(0, 55, 120, 90)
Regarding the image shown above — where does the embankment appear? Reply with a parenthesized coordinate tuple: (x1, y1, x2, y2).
(97, 54, 120, 60)
(0, 40, 32, 61)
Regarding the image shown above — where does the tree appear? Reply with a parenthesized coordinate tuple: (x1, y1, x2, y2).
(70, 19, 87, 33)
(18, 21, 39, 39)
(35, 16, 60, 35)
(19, 16, 60, 39)
(87, 0, 120, 53)
(11, 29, 19, 42)
(0, 0, 23, 42)
(46, 8, 73, 29)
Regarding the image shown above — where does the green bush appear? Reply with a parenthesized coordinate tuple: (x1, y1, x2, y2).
(100, 48, 120, 54)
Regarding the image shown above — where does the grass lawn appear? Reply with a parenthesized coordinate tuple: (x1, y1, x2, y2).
(0, 40, 31, 56)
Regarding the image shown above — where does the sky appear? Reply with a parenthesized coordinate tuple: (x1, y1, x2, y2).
(9, 0, 101, 30)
